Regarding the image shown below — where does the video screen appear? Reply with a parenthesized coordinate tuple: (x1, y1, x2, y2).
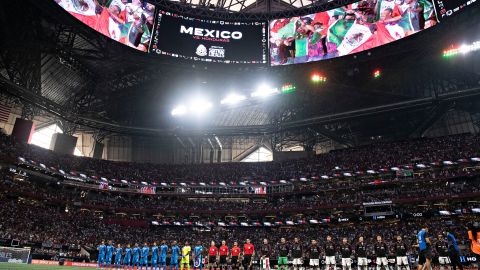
(269, 0, 438, 66)
(151, 11, 268, 64)
(55, 0, 156, 52)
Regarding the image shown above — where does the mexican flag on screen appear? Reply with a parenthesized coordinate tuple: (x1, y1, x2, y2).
(420, 0, 436, 20)
(384, 10, 419, 39)
(327, 19, 372, 56)
(387, 0, 432, 39)
(375, 0, 402, 20)
(275, 20, 297, 39)
(311, 8, 347, 36)
(376, 0, 436, 21)
(101, 19, 151, 45)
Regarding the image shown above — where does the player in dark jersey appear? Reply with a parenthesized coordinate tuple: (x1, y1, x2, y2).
(260, 239, 272, 270)
(230, 241, 241, 270)
(355, 236, 368, 270)
(436, 234, 450, 270)
(324, 236, 337, 270)
(340, 238, 352, 270)
(395, 236, 410, 270)
(278, 237, 290, 270)
(219, 240, 229, 270)
(443, 230, 463, 270)
(292, 237, 304, 270)
(374, 236, 388, 270)
(308, 239, 321, 270)
(208, 241, 218, 270)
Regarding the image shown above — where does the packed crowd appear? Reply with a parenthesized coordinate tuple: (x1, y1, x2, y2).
(30, 247, 88, 261)
(0, 192, 477, 258)
(1, 133, 480, 186)
(2, 169, 480, 214)
(1, 132, 480, 263)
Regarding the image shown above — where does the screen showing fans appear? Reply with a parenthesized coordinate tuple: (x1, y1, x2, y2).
(269, 0, 438, 66)
(151, 11, 268, 64)
(55, 0, 156, 52)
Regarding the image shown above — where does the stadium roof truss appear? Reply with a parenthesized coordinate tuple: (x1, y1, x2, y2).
(149, 0, 359, 20)
(165, 0, 310, 12)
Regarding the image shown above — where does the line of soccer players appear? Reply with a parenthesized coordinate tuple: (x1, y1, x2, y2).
(96, 239, 254, 270)
(97, 240, 173, 270)
(96, 227, 463, 270)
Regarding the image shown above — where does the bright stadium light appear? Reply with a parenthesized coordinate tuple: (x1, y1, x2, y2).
(220, 93, 247, 105)
(281, 83, 296, 94)
(188, 98, 213, 115)
(311, 73, 327, 83)
(251, 84, 279, 98)
(171, 105, 187, 116)
(221, 93, 246, 105)
(443, 41, 480, 58)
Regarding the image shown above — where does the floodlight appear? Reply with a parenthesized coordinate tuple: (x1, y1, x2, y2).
(171, 105, 187, 116)
(188, 98, 213, 114)
(311, 73, 327, 83)
(220, 93, 247, 105)
(251, 84, 278, 97)
(443, 41, 480, 57)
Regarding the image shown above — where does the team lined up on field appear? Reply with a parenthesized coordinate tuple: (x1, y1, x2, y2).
(96, 226, 475, 270)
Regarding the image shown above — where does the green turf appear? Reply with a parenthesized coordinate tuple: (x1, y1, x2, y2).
(0, 263, 94, 269)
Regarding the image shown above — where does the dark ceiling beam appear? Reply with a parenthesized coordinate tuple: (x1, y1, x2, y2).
(241, 0, 295, 13)
(35, 120, 58, 131)
(4, 68, 480, 137)
(148, 0, 358, 20)
(232, 143, 267, 161)
(409, 103, 452, 138)
(308, 127, 353, 147)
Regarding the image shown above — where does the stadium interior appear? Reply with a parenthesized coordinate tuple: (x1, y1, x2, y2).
(0, 0, 480, 268)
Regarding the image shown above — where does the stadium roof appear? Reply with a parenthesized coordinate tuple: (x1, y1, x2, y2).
(148, 0, 359, 20)
(165, 0, 316, 12)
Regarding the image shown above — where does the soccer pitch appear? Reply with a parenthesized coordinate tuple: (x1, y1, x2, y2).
(0, 264, 92, 270)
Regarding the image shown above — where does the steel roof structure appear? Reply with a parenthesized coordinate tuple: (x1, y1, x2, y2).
(148, 0, 360, 20)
